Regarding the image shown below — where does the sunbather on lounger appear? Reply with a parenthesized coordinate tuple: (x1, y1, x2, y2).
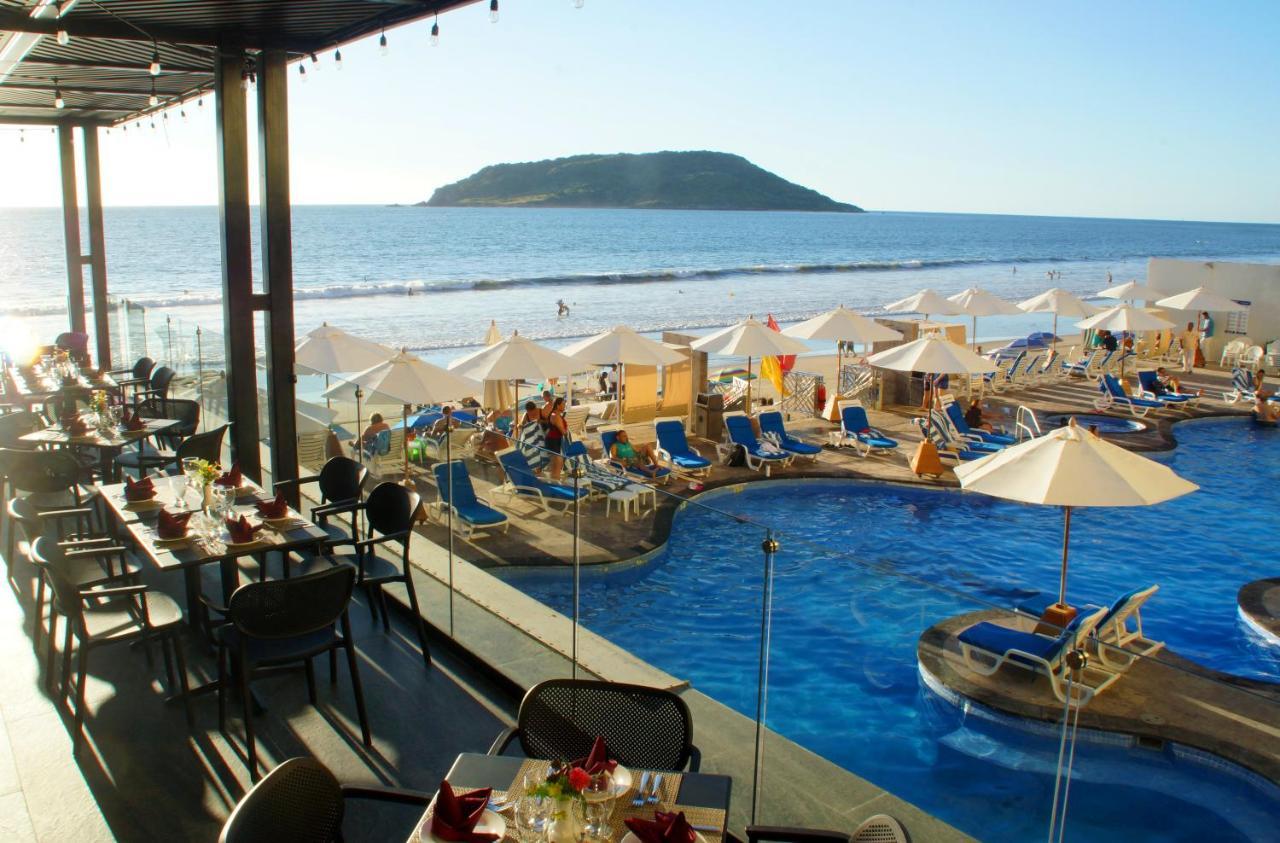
(964, 399, 998, 432)
(610, 430, 664, 478)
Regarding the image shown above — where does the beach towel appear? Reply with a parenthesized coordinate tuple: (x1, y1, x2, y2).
(517, 419, 547, 470)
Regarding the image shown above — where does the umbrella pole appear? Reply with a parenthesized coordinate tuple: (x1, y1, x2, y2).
(620, 362, 626, 421)
(1058, 505, 1072, 606)
(325, 374, 331, 410)
(972, 316, 977, 351)
(402, 404, 411, 487)
(747, 356, 752, 414)
(355, 387, 363, 465)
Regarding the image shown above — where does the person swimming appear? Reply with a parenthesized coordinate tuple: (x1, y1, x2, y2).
(557, 299, 570, 317)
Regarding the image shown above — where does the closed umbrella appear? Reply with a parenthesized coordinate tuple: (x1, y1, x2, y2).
(691, 318, 810, 412)
(947, 288, 1023, 351)
(954, 418, 1197, 618)
(561, 325, 685, 418)
(882, 289, 965, 322)
(1017, 288, 1102, 354)
(295, 323, 394, 457)
(481, 320, 513, 414)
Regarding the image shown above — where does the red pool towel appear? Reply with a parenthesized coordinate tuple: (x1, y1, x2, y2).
(157, 509, 192, 539)
(625, 812, 697, 843)
(254, 492, 289, 519)
(430, 781, 498, 843)
(571, 736, 618, 775)
(124, 475, 156, 501)
(214, 462, 242, 488)
(224, 514, 263, 544)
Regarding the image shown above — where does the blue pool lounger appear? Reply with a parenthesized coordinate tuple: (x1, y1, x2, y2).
(836, 401, 899, 457)
(756, 410, 822, 460)
(599, 427, 672, 484)
(722, 412, 792, 476)
(432, 460, 509, 538)
(1136, 370, 1199, 411)
(940, 398, 1016, 446)
(494, 446, 591, 514)
(1093, 374, 1165, 418)
(1015, 585, 1164, 670)
(958, 606, 1121, 706)
(910, 417, 986, 462)
(653, 417, 713, 477)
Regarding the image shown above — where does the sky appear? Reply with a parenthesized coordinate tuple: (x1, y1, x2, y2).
(0, 0, 1278, 222)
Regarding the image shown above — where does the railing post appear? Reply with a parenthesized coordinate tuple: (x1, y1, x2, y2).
(572, 468, 581, 679)
(446, 429, 455, 637)
(751, 530, 779, 823)
(195, 326, 206, 432)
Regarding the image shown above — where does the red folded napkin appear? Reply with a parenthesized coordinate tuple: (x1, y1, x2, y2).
(124, 475, 156, 502)
(625, 812, 697, 843)
(122, 408, 146, 431)
(214, 462, 242, 488)
(254, 492, 289, 519)
(63, 415, 89, 435)
(157, 509, 192, 539)
(224, 514, 263, 544)
(571, 736, 618, 775)
(430, 781, 498, 843)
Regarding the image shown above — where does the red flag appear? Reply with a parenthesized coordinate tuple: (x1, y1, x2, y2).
(765, 314, 796, 372)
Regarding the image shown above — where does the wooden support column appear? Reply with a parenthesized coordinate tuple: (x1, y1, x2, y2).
(215, 48, 261, 480)
(57, 125, 86, 335)
(82, 125, 111, 368)
(257, 49, 299, 500)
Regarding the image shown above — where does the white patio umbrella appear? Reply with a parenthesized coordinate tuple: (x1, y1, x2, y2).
(947, 288, 1023, 350)
(691, 318, 810, 411)
(1155, 286, 1245, 313)
(295, 323, 394, 452)
(338, 349, 481, 484)
(1076, 303, 1174, 377)
(449, 331, 578, 426)
(954, 418, 1197, 610)
(481, 320, 513, 414)
(561, 325, 685, 418)
(882, 289, 965, 321)
(1097, 279, 1166, 303)
(783, 306, 903, 405)
(256, 394, 338, 435)
(1017, 288, 1102, 353)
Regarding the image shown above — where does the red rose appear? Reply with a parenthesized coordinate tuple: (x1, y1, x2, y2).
(567, 766, 591, 792)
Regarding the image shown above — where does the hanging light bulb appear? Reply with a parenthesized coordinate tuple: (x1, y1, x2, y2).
(489, 0, 499, 23)
(310, 52, 320, 72)
(56, 29, 69, 46)
(379, 31, 388, 56)
(149, 79, 158, 107)
(334, 48, 343, 70)
(299, 63, 307, 83)
(431, 19, 440, 45)
(198, 96, 203, 107)
(149, 44, 161, 76)
(19, 130, 24, 143)
(53, 77, 64, 109)
(180, 105, 187, 120)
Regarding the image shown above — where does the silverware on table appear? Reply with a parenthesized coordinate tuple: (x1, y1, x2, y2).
(646, 772, 662, 805)
(690, 826, 721, 833)
(632, 771, 651, 807)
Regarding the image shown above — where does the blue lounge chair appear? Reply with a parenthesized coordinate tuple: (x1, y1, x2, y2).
(1222, 367, 1279, 405)
(756, 410, 822, 460)
(836, 402, 898, 457)
(929, 407, 1003, 454)
(563, 441, 631, 496)
(431, 461, 509, 538)
(1093, 374, 1164, 418)
(494, 447, 590, 514)
(958, 606, 1120, 706)
(940, 398, 1016, 446)
(654, 418, 712, 477)
(911, 416, 986, 462)
(722, 412, 792, 476)
(988, 350, 1025, 392)
(1016, 585, 1163, 671)
(599, 427, 672, 484)
(1135, 370, 1198, 411)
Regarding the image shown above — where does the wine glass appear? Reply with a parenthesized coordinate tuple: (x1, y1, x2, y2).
(580, 772, 614, 842)
(181, 458, 200, 510)
(514, 793, 550, 843)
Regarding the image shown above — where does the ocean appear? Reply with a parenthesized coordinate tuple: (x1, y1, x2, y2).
(3, 206, 1279, 366)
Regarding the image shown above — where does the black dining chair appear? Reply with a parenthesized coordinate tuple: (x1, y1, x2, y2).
(488, 678, 701, 772)
(274, 455, 368, 542)
(107, 356, 155, 386)
(115, 398, 202, 477)
(0, 447, 91, 564)
(165, 423, 228, 474)
(36, 536, 192, 753)
(321, 482, 430, 668)
(135, 365, 176, 407)
(215, 565, 371, 782)
(218, 756, 431, 843)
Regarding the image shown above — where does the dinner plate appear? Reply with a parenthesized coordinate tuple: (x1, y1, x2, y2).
(622, 832, 707, 843)
(224, 538, 265, 549)
(610, 765, 633, 798)
(154, 535, 192, 547)
(262, 515, 303, 528)
(418, 808, 505, 843)
(124, 498, 164, 511)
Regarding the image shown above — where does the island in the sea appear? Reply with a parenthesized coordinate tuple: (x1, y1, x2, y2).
(413, 151, 862, 212)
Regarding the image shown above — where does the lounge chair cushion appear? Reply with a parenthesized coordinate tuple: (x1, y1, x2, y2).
(958, 622, 1063, 664)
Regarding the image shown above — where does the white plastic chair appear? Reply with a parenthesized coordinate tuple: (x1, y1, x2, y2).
(1240, 345, 1264, 371)
(1219, 339, 1246, 367)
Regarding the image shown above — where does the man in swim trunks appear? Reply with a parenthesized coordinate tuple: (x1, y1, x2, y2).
(609, 430, 664, 478)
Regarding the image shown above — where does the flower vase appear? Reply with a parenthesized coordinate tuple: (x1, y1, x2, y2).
(544, 799, 581, 843)
(202, 482, 215, 511)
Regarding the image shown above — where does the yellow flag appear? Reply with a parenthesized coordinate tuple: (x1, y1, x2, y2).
(761, 355, 788, 396)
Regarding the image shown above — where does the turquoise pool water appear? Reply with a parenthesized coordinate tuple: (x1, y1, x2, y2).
(500, 418, 1280, 841)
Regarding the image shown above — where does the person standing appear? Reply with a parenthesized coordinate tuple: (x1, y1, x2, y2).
(1179, 321, 1199, 374)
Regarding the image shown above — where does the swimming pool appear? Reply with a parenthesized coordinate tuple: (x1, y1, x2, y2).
(1043, 412, 1146, 434)
(499, 418, 1280, 841)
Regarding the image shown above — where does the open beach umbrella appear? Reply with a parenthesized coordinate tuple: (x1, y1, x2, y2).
(338, 349, 481, 483)
(450, 331, 578, 426)
(954, 418, 1197, 610)
(882, 289, 965, 322)
(1076, 303, 1174, 378)
(691, 318, 810, 411)
(783, 306, 902, 402)
(1017, 288, 1102, 353)
(1155, 286, 1246, 314)
(865, 335, 997, 376)
(561, 325, 685, 418)
(481, 320, 513, 414)
(296, 322, 394, 450)
(256, 393, 338, 435)
(1097, 279, 1166, 303)
(947, 288, 1023, 351)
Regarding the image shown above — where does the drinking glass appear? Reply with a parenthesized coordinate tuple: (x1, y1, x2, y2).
(181, 458, 200, 510)
(514, 793, 550, 843)
(580, 773, 615, 843)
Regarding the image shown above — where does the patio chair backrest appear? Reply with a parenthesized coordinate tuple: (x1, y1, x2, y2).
(1137, 370, 1159, 392)
(0, 410, 42, 449)
(1232, 368, 1250, 392)
(219, 757, 345, 843)
(131, 356, 156, 381)
(723, 413, 758, 447)
(1242, 346, 1264, 366)
(928, 408, 961, 445)
(148, 365, 176, 398)
(31, 537, 96, 634)
(0, 447, 82, 494)
(433, 461, 479, 509)
(317, 456, 367, 504)
(757, 411, 786, 440)
(229, 564, 354, 641)
(599, 428, 621, 457)
(655, 419, 692, 455)
(516, 678, 695, 772)
(841, 404, 871, 434)
(364, 481, 419, 537)
(1101, 375, 1124, 397)
(497, 447, 541, 489)
(370, 428, 391, 456)
(176, 424, 228, 466)
(944, 402, 973, 435)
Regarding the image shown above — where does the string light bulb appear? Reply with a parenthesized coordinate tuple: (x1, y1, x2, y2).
(53, 77, 64, 109)
(149, 78, 158, 107)
(334, 48, 343, 70)
(379, 31, 388, 56)
(310, 52, 320, 72)
(489, 0, 499, 23)
(431, 16, 440, 46)
(149, 44, 161, 76)
(299, 63, 307, 83)
(56, 29, 69, 46)
(198, 96, 203, 107)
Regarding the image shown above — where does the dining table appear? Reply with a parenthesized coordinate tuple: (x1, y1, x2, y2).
(409, 752, 733, 843)
(21, 415, 179, 482)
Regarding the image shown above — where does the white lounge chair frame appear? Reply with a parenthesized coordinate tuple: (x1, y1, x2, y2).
(491, 446, 581, 516)
(653, 416, 712, 479)
(1093, 584, 1165, 670)
(720, 410, 792, 477)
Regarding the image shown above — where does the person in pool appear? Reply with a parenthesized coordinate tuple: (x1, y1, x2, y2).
(1255, 369, 1274, 400)
(1254, 394, 1280, 423)
(609, 429, 664, 477)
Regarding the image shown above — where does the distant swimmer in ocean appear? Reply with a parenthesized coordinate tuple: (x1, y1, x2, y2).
(557, 299, 570, 318)
(1106, 271, 1113, 284)
(1011, 266, 1017, 274)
